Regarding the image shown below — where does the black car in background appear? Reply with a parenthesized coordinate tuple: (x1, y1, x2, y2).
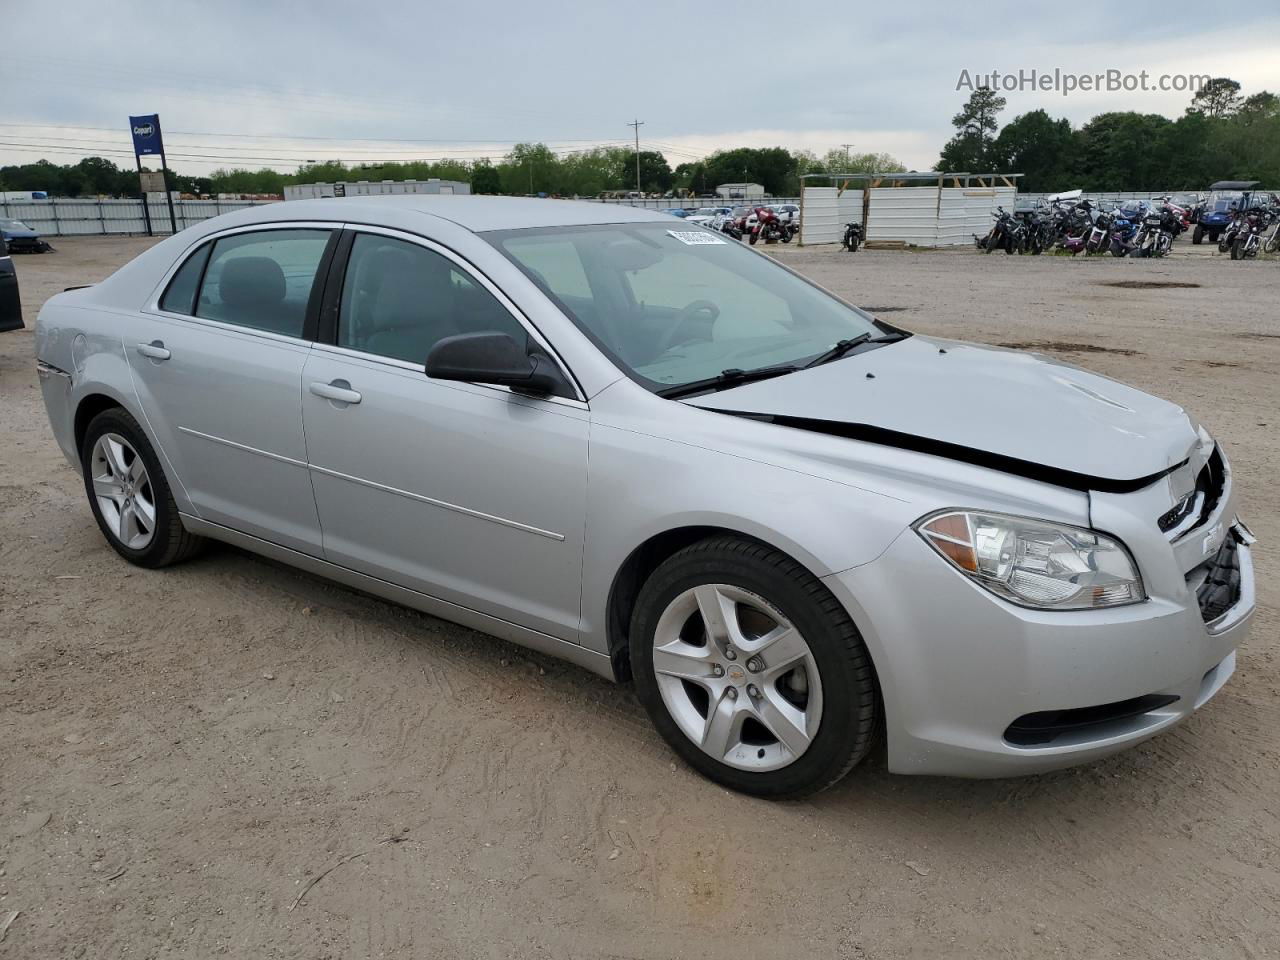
(0, 235, 24, 331)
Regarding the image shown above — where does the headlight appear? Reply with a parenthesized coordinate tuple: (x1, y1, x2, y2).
(915, 510, 1145, 610)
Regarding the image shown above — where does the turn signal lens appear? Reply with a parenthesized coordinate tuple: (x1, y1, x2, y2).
(917, 511, 1145, 610)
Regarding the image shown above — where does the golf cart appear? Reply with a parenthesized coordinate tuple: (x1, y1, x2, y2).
(1192, 181, 1260, 245)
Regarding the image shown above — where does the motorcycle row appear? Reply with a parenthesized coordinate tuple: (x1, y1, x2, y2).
(975, 192, 1280, 261)
(710, 205, 800, 245)
(707, 206, 866, 253)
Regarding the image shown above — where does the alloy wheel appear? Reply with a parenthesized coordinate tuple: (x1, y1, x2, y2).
(90, 433, 156, 550)
(650, 584, 823, 772)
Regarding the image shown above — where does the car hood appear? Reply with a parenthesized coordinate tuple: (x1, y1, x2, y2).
(1, 227, 38, 239)
(684, 335, 1199, 491)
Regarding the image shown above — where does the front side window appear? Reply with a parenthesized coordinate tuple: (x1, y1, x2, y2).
(338, 233, 528, 365)
(195, 228, 331, 337)
(490, 222, 883, 391)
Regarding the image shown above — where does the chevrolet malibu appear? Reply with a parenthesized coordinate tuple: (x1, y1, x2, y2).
(34, 197, 1256, 798)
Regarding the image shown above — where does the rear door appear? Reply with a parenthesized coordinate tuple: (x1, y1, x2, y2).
(129, 225, 335, 554)
(300, 227, 589, 640)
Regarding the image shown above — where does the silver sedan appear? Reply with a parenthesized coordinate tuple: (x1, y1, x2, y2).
(35, 197, 1255, 797)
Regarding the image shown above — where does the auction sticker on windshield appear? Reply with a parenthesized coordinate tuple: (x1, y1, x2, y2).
(667, 231, 726, 245)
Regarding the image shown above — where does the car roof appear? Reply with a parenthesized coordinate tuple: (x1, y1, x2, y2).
(224, 195, 672, 233)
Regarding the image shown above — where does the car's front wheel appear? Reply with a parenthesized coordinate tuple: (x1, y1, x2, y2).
(630, 536, 877, 799)
(80, 407, 204, 568)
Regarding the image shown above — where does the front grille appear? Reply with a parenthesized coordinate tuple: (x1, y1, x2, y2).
(1159, 447, 1225, 537)
(1005, 693, 1180, 746)
(1196, 532, 1241, 623)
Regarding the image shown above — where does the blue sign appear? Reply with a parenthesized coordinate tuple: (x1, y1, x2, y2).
(129, 114, 164, 156)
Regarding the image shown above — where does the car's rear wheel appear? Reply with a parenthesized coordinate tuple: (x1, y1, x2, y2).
(630, 536, 877, 799)
(81, 407, 204, 568)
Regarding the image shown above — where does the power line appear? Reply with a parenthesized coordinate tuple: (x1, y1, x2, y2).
(0, 121, 634, 146)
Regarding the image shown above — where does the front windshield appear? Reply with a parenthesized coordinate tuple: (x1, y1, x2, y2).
(0, 219, 28, 230)
(489, 221, 884, 391)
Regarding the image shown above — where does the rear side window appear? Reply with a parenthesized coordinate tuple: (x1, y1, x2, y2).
(194, 229, 331, 337)
(338, 233, 528, 365)
(159, 243, 211, 315)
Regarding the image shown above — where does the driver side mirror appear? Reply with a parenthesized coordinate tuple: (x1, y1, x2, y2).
(426, 332, 568, 397)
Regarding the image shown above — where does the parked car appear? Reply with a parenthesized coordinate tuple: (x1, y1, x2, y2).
(35, 198, 1256, 798)
(770, 203, 801, 225)
(0, 236, 23, 331)
(663, 208, 691, 218)
(687, 207, 730, 226)
(0, 216, 51, 254)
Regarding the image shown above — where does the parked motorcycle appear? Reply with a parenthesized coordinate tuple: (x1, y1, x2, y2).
(1132, 206, 1179, 258)
(749, 206, 793, 245)
(1083, 205, 1116, 255)
(1015, 207, 1053, 255)
(1108, 201, 1149, 257)
(842, 221, 862, 252)
(975, 207, 1021, 254)
(1229, 207, 1267, 260)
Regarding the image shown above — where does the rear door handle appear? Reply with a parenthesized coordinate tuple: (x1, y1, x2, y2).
(309, 380, 362, 405)
(136, 341, 170, 361)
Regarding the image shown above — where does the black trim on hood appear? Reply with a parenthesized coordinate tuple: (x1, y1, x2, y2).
(707, 411, 1184, 494)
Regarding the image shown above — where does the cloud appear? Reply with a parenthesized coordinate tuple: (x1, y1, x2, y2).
(3, 0, 1277, 176)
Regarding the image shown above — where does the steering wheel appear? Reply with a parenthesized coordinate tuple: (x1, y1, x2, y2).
(654, 299, 720, 356)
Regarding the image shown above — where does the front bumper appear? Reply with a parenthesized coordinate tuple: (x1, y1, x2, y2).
(823, 516, 1255, 778)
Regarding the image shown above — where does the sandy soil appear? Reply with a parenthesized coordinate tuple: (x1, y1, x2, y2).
(2, 235, 1277, 960)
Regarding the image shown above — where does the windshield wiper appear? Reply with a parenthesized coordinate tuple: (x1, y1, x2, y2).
(657, 364, 800, 400)
(803, 330, 909, 369)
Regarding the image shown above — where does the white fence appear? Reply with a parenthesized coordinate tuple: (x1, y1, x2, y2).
(0, 197, 280, 237)
(798, 187, 863, 245)
(799, 185, 1016, 247)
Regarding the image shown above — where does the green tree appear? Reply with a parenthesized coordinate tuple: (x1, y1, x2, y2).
(1237, 91, 1280, 124)
(939, 88, 1006, 170)
(470, 162, 501, 194)
(1189, 78, 1242, 118)
(989, 111, 1074, 192)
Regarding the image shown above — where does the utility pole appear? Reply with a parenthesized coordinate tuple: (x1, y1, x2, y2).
(840, 143, 854, 169)
(627, 118, 644, 195)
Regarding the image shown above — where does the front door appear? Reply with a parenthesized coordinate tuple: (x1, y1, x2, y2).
(300, 230, 588, 641)
(129, 226, 334, 554)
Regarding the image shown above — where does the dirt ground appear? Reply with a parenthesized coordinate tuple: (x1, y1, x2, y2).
(2, 234, 1277, 960)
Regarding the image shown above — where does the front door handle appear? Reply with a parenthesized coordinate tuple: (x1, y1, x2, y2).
(309, 380, 362, 405)
(136, 340, 171, 361)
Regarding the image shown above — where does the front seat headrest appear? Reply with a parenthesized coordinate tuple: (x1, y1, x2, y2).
(219, 256, 286, 309)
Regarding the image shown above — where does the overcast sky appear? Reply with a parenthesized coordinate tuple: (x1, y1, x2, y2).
(4, 0, 1278, 176)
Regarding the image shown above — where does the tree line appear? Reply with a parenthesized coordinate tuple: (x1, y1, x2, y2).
(7, 77, 1274, 200)
(939, 78, 1280, 192)
(0, 144, 904, 200)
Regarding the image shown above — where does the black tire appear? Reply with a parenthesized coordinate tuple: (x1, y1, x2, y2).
(1231, 238, 1242, 261)
(80, 407, 204, 568)
(748, 230, 758, 246)
(849, 235, 859, 253)
(630, 535, 878, 799)
(1192, 224, 1204, 245)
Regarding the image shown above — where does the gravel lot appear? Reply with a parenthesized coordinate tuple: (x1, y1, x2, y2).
(2, 235, 1277, 959)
